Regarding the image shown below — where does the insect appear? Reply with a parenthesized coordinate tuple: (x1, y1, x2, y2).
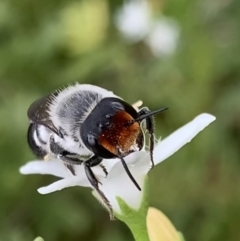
(27, 84, 167, 218)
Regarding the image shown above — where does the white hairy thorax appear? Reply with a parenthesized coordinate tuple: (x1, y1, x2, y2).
(45, 84, 122, 157)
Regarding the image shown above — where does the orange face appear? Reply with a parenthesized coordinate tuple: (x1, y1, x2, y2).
(98, 111, 141, 156)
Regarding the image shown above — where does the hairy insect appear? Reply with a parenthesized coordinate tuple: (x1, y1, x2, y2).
(27, 84, 167, 218)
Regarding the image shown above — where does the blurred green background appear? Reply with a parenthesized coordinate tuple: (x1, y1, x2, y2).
(0, 0, 239, 240)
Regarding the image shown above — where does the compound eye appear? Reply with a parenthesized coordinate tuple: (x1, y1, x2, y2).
(87, 134, 97, 147)
(112, 102, 124, 111)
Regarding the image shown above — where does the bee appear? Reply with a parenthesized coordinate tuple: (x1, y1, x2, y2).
(27, 84, 167, 218)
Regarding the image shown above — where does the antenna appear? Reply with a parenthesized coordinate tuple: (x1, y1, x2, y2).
(126, 107, 168, 126)
(134, 107, 168, 122)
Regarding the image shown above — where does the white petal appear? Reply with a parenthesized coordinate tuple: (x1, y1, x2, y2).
(19, 159, 73, 178)
(115, 0, 151, 42)
(38, 176, 91, 194)
(100, 151, 150, 213)
(101, 159, 118, 173)
(102, 151, 142, 173)
(20, 158, 107, 179)
(146, 18, 180, 57)
(154, 113, 216, 164)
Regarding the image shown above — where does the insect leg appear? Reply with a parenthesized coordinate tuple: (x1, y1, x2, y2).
(84, 155, 114, 220)
(49, 137, 81, 175)
(99, 163, 108, 177)
(58, 151, 84, 165)
(137, 107, 155, 168)
(58, 153, 83, 176)
(49, 135, 65, 154)
(117, 147, 141, 191)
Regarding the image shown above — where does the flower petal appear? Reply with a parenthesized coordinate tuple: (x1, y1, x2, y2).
(37, 175, 91, 194)
(20, 158, 107, 179)
(154, 113, 216, 165)
(33, 237, 45, 241)
(20, 159, 83, 178)
(102, 150, 143, 173)
(147, 207, 181, 241)
(146, 18, 180, 57)
(19, 159, 73, 178)
(115, 0, 151, 42)
(20, 158, 109, 195)
(100, 151, 150, 213)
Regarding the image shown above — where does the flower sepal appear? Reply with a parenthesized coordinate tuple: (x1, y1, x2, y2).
(114, 177, 150, 241)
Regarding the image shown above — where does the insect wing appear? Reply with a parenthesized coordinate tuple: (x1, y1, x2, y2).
(27, 92, 61, 137)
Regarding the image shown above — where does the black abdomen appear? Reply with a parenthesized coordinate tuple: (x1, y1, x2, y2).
(27, 123, 47, 158)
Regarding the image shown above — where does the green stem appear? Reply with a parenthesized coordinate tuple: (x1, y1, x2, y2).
(114, 177, 150, 241)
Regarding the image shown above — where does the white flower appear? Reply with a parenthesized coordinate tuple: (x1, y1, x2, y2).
(145, 18, 180, 57)
(115, 0, 180, 57)
(20, 113, 215, 215)
(115, 0, 151, 42)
